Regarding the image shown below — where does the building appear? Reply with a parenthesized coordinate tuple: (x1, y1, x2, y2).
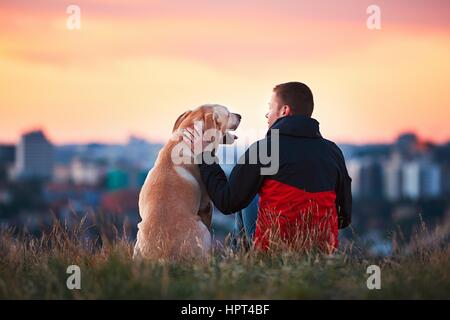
(70, 157, 107, 186)
(0, 144, 15, 182)
(0, 145, 15, 164)
(441, 165, 450, 197)
(13, 130, 54, 180)
(347, 157, 383, 199)
(360, 158, 384, 199)
(383, 153, 403, 201)
(395, 133, 419, 159)
(402, 160, 441, 200)
(124, 136, 163, 170)
(53, 164, 71, 184)
(347, 159, 363, 199)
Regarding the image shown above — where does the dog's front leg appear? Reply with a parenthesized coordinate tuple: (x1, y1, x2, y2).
(198, 202, 212, 232)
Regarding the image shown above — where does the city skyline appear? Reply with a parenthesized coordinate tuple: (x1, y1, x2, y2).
(1, 0, 449, 144)
(2, 128, 449, 199)
(0, 126, 449, 146)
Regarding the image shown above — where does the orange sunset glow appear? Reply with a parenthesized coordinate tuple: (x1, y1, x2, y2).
(1, 0, 449, 145)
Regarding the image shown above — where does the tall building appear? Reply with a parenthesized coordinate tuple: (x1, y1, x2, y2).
(395, 133, 419, 159)
(420, 161, 441, 198)
(402, 161, 421, 199)
(13, 130, 54, 180)
(383, 153, 403, 201)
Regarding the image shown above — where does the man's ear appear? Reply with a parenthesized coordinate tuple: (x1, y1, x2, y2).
(281, 105, 293, 117)
(172, 110, 192, 132)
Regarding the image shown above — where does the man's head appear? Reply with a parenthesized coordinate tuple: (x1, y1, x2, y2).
(266, 82, 314, 127)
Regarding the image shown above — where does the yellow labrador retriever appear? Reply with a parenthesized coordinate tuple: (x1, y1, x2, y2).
(133, 104, 241, 261)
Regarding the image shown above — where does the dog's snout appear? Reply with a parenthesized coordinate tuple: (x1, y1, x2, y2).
(227, 112, 241, 131)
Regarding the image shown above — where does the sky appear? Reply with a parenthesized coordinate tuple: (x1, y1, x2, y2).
(0, 0, 449, 145)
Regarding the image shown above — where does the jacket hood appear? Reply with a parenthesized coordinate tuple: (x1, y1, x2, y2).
(267, 115, 322, 138)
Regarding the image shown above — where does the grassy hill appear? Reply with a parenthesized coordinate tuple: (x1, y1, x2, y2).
(0, 217, 448, 299)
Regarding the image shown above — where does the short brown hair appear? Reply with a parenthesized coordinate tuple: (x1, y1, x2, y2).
(273, 82, 314, 117)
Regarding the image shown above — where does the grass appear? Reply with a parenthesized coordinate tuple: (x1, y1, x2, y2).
(0, 214, 449, 299)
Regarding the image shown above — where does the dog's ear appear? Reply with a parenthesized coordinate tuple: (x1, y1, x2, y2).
(172, 110, 192, 132)
(204, 112, 219, 131)
(203, 112, 221, 147)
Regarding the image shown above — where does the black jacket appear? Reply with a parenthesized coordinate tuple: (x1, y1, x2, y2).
(198, 115, 352, 229)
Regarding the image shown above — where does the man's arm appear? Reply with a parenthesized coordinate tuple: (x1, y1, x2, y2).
(198, 143, 264, 214)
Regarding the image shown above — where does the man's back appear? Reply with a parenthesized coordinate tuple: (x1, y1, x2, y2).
(199, 115, 352, 252)
(253, 115, 352, 250)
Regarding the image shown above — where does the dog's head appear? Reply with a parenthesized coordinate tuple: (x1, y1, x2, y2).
(172, 104, 241, 145)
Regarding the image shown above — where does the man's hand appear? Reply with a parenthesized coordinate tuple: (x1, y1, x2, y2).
(182, 123, 215, 157)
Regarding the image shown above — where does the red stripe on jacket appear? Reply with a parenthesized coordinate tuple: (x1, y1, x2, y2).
(254, 179, 338, 252)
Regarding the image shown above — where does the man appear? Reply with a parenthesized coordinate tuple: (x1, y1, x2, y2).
(185, 82, 352, 252)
